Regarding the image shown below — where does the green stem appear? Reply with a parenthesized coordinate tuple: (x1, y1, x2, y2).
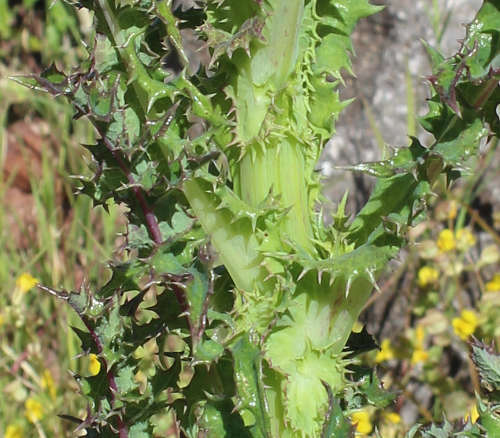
(96, 0, 174, 114)
(238, 138, 315, 253)
(232, 0, 314, 254)
(183, 178, 264, 292)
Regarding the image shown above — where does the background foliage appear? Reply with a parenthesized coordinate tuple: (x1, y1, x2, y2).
(1, 0, 499, 437)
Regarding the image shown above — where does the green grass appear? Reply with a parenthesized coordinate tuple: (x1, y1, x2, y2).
(0, 71, 122, 437)
(0, 4, 123, 433)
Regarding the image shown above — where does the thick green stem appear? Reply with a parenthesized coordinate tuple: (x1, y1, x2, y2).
(232, 0, 315, 254)
(183, 178, 264, 292)
(250, 0, 304, 89)
(238, 138, 315, 253)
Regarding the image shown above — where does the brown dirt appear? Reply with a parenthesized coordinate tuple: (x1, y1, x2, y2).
(2, 117, 65, 249)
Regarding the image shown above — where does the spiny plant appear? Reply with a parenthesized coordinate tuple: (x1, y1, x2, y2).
(19, 0, 500, 436)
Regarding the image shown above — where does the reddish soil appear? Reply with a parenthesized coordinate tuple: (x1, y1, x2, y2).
(2, 117, 64, 249)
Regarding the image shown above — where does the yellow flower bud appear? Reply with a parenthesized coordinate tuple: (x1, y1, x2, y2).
(384, 412, 401, 424)
(25, 398, 43, 423)
(41, 369, 57, 400)
(437, 229, 456, 252)
(418, 266, 438, 288)
(411, 349, 429, 364)
(464, 404, 479, 424)
(88, 354, 101, 376)
(375, 339, 395, 363)
(15, 273, 39, 294)
(352, 410, 372, 435)
(5, 424, 24, 438)
(452, 309, 478, 340)
(485, 274, 500, 292)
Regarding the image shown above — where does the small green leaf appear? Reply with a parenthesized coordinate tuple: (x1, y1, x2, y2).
(99, 262, 145, 298)
(115, 364, 137, 395)
(172, 210, 194, 234)
(350, 366, 395, 409)
(128, 422, 150, 438)
(471, 341, 500, 392)
(479, 401, 500, 436)
(100, 304, 122, 342)
(194, 339, 225, 363)
(230, 335, 270, 438)
(108, 107, 141, 144)
(133, 160, 157, 191)
(71, 326, 97, 353)
(320, 394, 352, 438)
(127, 224, 154, 250)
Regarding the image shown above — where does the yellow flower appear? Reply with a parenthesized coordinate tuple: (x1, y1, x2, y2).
(456, 228, 476, 249)
(448, 200, 458, 220)
(452, 309, 478, 340)
(5, 424, 24, 438)
(0, 312, 4, 327)
(417, 266, 439, 288)
(375, 339, 395, 363)
(411, 325, 429, 364)
(411, 349, 429, 364)
(437, 229, 456, 252)
(41, 369, 57, 400)
(25, 398, 43, 423)
(415, 325, 425, 346)
(352, 410, 373, 435)
(384, 412, 401, 424)
(88, 354, 101, 376)
(485, 274, 500, 292)
(464, 403, 479, 424)
(15, 273, 39, 293)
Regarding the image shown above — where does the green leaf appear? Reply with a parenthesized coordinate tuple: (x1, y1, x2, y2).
(128, 422, 150, 438)
(80, 368, 110, 401)
(230, 335, 270, 438)
(171, 210, 194, 233)
(358, 369, 395, 408)
(151, 250, 185, 275)
(420, 419, 453, 438)
(115, 364, 137, 395)
(405, 424, 422, 438)
(196, 402, 227, 437)
(479, 401, 500, 437)
(348, 173, 420, 246)
(194, 339, 225, 363)
(471, 341, 500, 392)
(108, 107, 141, 144)
(71, 326, 97, 353)
(132, 159, 157, 191)
(99, 262, 145, 298)
(127, 224, 154, 250)
(284, 351, 345, 437)
(320, 395, 352, 438)
(94, 33, 120, 73)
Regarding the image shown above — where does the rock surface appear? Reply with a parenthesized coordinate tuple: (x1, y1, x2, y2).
(322, 0, 482, 212)
(321, 0, 486, 425)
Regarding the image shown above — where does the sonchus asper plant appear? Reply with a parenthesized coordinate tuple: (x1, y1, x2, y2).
(20, 0, 500, 436)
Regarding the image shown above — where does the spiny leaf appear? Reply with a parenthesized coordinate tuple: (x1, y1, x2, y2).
(471, 340, 500, 393)
(320, 392, 353, 438)
(230, 335, 270, 438)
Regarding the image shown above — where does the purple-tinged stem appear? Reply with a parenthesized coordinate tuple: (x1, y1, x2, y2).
(94, 126, 163, 245)
(81, 315, 129, 438)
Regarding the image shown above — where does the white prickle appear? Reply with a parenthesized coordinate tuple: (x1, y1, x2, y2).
(366, 268, 381, 293)
(345, 275, 352, 298)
